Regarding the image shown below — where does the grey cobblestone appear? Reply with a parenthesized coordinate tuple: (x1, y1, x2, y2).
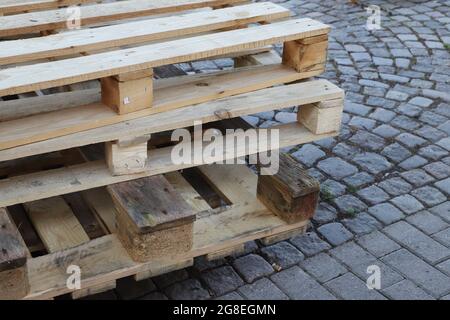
(357, 186, 390, 205)
(238, 278, 288, 300)
(317, 157, 358, 179)
(356, 231, 401, 258)
(382, 280, 435, 300)
(260, 242, 305, 270)
(290, 232, 331, 257)
(201, 266, 244, 296)
(381, 249, 450, 298)
(383, 221, 450, 264)
(325, 273, 386, 300)
(329, 242, 403, 288)
(165, 279, 211, 300)
(232, 254, 274, 283)
(368, 203, 405, 225)
(300, 253, 347, 283)
(317, 223, 354, 246)
(271, 266, 336, 300)
(433, 228, 450, 247)
(430, 202, 450, 223)
(406, 211, 448, 235)
(342, 213, 382, 235)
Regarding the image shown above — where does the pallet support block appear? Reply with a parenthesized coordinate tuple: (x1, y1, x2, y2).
(105, 134, 151, 176)
(260, 225, 307, 246)
(298, 98, 344, 134)
(282, 34, 328, 73)
(108, 175, 197, 263)
(101, 69, 154, 115)
(0, 208, 29, 300)
(134, 258, 194, 281)
(257, 154, 320, 224)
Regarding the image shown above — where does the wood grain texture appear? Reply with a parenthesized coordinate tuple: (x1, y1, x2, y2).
(0, 64, 316, 150)
(24, 165, 308, 300)
(108, 175, 196, 233)
(24, 197, 90, 252)
(0, 0, 246, 35)
(0, 0, 99, 15)
(0, 2, 289, 65)
(0, 19, 329, 96)
(0, 122, 338, 208)
(0, 78, 343, 159)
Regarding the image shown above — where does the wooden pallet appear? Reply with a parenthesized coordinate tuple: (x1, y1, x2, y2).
(1, 152, 316, 300)
(0, 1, 335, 148)
(0, 0, 345, 300)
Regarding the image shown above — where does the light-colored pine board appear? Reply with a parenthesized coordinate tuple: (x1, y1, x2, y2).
(165, 172, 211, 213)
(23, 194, 114, 299)
(199, 165, 262, 205)
(24, 197, 90, 253)
(0, 78, 342, 160)
(0, 0, 99, 15)
(0, 122, 337, 208)
(81, 188, 117, 234)
(0, 64, 320, 150)
(235, 49, 282, 67)
(0, 3, 290, 65)
(0, 18, 329, 96)
(0, 0, 246, 36)
(0, 88, 99, 122)
(24, 165, 308, 300)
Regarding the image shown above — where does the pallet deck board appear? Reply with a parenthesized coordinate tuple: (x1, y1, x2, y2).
(0, 18, 329, 96)
(0, 0, 246, 36)
(0, 0, 100, 15)
(0, 3, 290, 65)
(0, 78, 343, 161)
(24, 164, 308, 300)
(0, 122, 337, 208)
(24, 197, 90, 253)
(0, 64, 322, 150)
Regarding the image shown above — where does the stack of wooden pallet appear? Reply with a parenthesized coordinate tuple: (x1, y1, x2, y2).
(0, 0, 344, 300)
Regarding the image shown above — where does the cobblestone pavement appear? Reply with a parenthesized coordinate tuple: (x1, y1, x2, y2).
(89, 0, 450, 300)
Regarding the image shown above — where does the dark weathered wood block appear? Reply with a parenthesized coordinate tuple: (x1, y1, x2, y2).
(257, 153, 320, 223)
(0, 208, 29, 300)
(108, 175, 196, 262)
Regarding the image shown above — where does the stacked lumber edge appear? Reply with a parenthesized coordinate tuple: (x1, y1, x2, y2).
(0, 0, 345, 299)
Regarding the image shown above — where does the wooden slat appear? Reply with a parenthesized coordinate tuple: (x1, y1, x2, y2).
(199, 165, 261, 205)
(0, 79, 343, 161)
(0, 0, 99, 15)
(81, 188, 117, 234)
(24, 197, 90, 253)
(8, 205, 45, 253)
(63, 193, 105, 239)
(0, 48, 273, 121)
(0, 3, 290, 65)
(0, 208, 27, 272)
(0, 0, 246, 36)
(0, 64, 317, 150)
(0, 122, 337, 208)
(0, 18, 329, 96)
(23, 195, 114, 299)
(0, 88, 99, 122)
(164, 172, 211, 213)
(24, 165, 308, 300)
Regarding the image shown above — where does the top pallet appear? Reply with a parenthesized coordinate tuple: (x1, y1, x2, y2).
(0, 0, 334, 156)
